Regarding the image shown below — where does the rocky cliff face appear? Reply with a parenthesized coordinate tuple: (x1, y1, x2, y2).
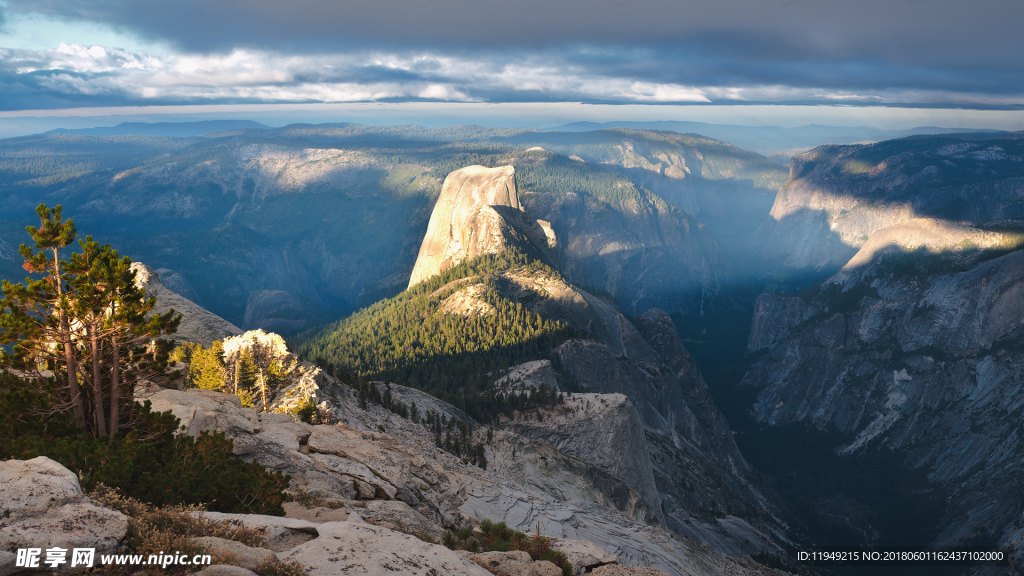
(408, 165, 556, 287)
(756, 134, 1024, 270)
(553, 327, 785, 558)
(743, 228, 1024, 563)
(504, 393, 664, 526)
(132, 262, 242, 345)
(738, 133, 1024, 565)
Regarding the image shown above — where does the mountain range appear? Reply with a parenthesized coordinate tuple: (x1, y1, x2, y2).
(2, 121, 1023, 575)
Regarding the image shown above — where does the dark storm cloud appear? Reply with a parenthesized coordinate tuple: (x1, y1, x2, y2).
(1, 0, 1022, 109)
(9, 0, 1021, 66)
(570, 45, 1024, 96)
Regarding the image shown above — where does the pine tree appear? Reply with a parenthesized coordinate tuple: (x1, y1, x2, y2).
(191, 340, 228, 391)
(0, 205, 180, 438)
(0, 205, 84, 427)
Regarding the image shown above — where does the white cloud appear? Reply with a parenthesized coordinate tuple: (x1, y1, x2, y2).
(2, 43, 1023, 109)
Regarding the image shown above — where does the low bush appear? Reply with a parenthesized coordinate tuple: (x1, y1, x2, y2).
(441, 519, 573, 576)
(1, 372, 290, 515)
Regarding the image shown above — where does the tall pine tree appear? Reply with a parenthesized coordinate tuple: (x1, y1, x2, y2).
(0, 205, 180, 438)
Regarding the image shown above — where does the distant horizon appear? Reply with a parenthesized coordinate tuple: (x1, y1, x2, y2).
(3, 102, 1024, 142)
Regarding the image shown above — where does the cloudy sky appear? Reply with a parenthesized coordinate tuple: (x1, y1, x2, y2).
(0, 0, 1022, 129)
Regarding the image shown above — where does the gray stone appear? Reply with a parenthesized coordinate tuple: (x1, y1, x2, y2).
(258, 420, 311, 451)
(493, 360, 560, 394)
(193, 512, 320, 553)
(397, 484, 420, 507)
(194, 565, 259, 576)
(310, 453, 396, 499)
(549, 538, 617, 574)
(0, 457, 127, 568)
(189, 537, 277, 571)
(146, 388, 267, 455)
(0, 456, 83, 515)
(466, 551, 563, 576)
(260, 413, 295, 424)
(0, 551, 16, 576)
(277, 521, 491, 576)
(363, 500, 444, 542)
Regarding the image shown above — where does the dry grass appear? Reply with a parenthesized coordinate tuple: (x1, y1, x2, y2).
(286, 489, 345, 509)
(89, 484, 308, 575)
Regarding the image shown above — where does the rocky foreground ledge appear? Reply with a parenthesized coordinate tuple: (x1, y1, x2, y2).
(0, 456, 648, 576)
(1, 348, 789, 575)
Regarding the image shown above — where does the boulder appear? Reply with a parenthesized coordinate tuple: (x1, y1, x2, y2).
(257, 420, 311, 452)
(146, 389, 258, 453)
(189, 537, 277, 571)
(310, 453, 397, 499)
(0, 456, 83, 514)
(194, 512, 320, 552)
(549, 538, 617, 574)
(466, 551, 562, 576)
(306, 424, 469, 528)
(592, 566, 670, 576)
(277, 521, 491, 576)
(0, 457, 127, 569)
(0, 551, 16, 576)
(363, 500, 445, 542)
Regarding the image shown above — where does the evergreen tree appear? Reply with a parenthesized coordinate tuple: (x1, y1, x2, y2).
(190, 340, 227, 391)
(0, 205, 180, 438)
(1, 204, 84, 427)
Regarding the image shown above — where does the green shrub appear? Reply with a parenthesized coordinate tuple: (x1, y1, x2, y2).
(0, 371, 78, 447)
(441, 519, 573, 576)
(1, 374, 290, 515)
(292, 396, 318, 425)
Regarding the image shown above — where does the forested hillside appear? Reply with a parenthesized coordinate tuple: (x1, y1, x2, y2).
(293, 249, 577, 421)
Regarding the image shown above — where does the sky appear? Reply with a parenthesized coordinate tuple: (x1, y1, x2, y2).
(0, 0, 1022, 133)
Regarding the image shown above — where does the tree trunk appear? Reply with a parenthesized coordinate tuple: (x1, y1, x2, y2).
(90, 324, 107, 437)
(54, 248, 85, 429)
(258, 368, 267, 411)
(108, 340, 120, 440)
